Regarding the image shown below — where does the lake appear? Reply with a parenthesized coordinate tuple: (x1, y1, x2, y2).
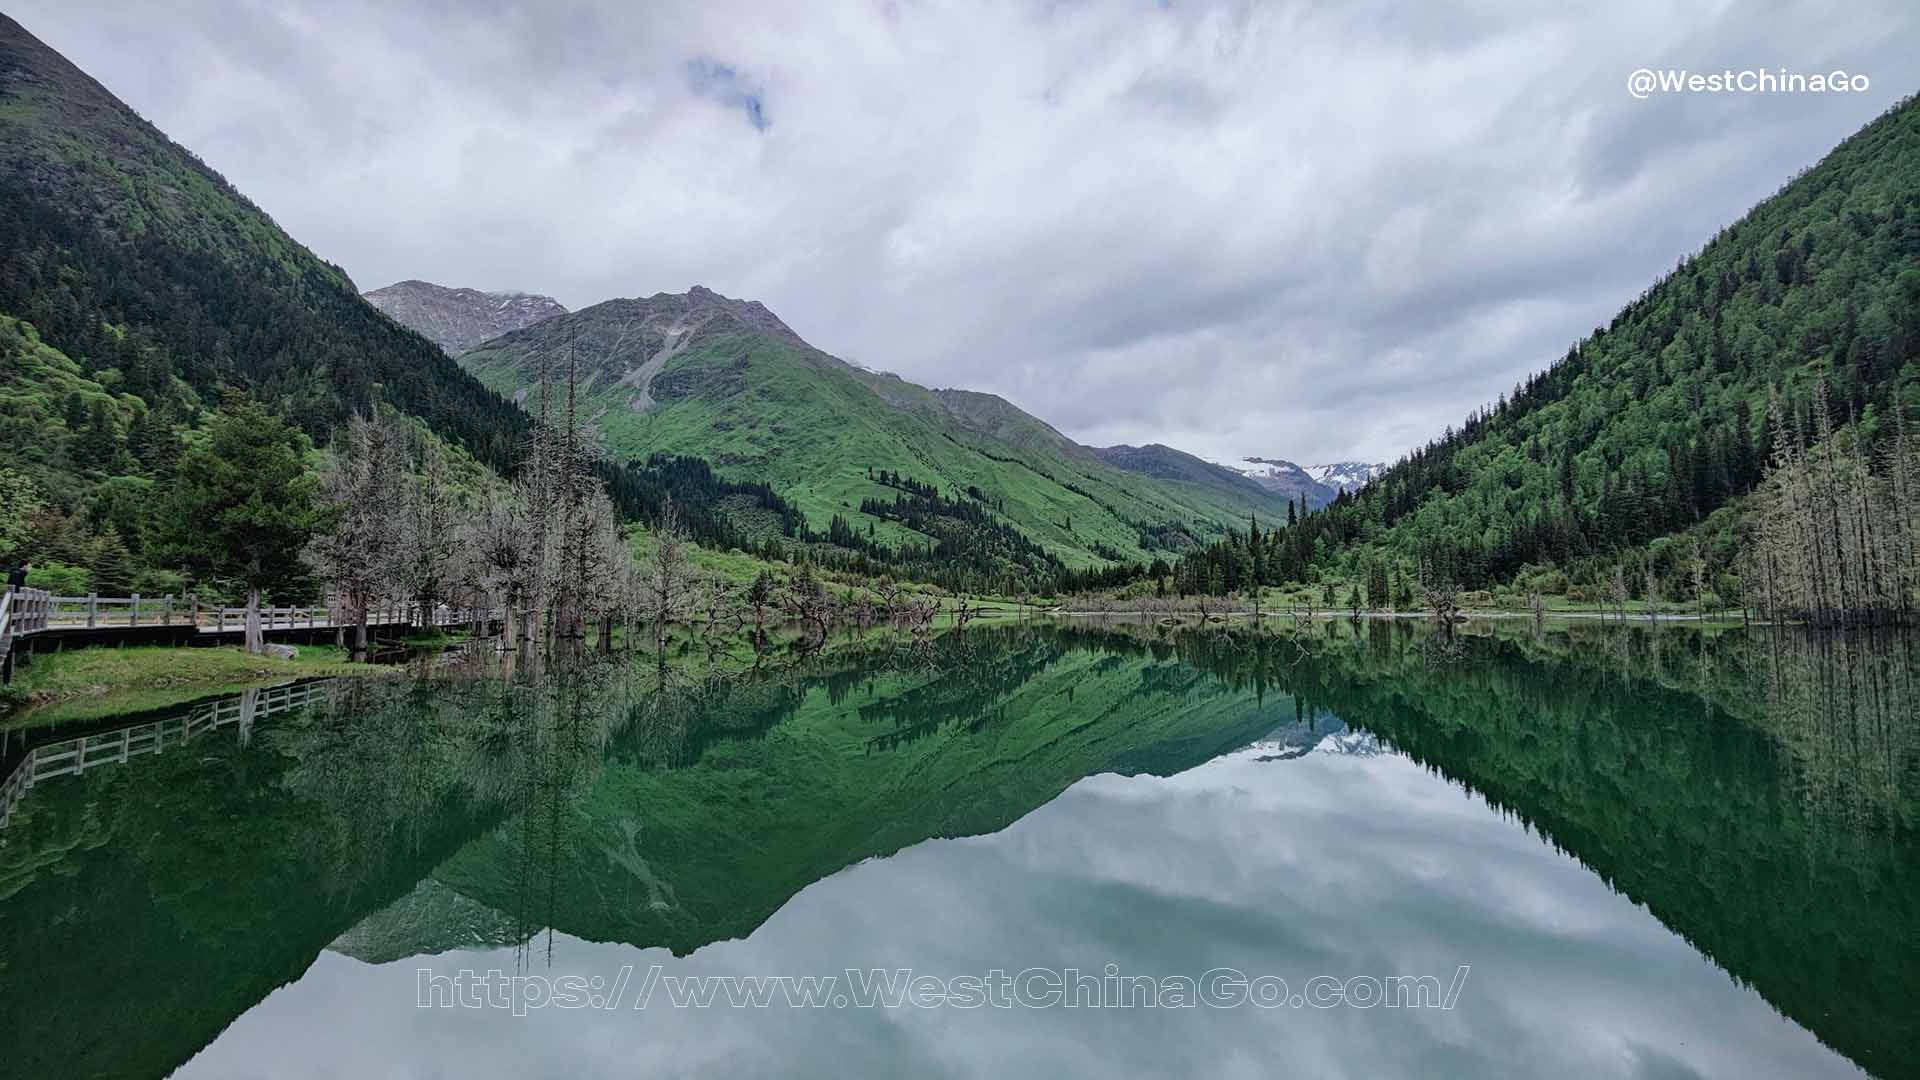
(1, 621, 1914, 1079)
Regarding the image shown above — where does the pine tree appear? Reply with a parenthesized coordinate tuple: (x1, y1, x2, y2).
(163, 395, 323, 653)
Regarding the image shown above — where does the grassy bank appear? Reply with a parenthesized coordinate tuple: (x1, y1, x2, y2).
(1, 643, 403, 730)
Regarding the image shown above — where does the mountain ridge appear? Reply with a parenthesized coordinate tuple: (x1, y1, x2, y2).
(449, 284, 1295, 564)
(363, 279, 567, 355)
(1203, 457, 1389, 507)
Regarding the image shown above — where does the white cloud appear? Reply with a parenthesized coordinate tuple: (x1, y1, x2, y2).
(14, 0, 1919, 462)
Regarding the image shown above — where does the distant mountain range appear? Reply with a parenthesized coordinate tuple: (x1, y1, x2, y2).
(400, 282, 1297, 563)
(362, 276, 1381, 539)
(364, 280, 567, 355)
(1210, 457, 1387, 508)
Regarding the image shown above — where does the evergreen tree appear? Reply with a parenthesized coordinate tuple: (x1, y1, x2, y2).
(162, 395, 324, 653)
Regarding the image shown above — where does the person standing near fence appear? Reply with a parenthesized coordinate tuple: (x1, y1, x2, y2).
(6, 560, 28, 592)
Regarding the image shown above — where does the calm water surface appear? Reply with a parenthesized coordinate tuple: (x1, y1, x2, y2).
(1, 622, 1914, 1079)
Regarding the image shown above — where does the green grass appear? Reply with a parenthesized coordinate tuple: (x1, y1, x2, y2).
(2, 643, 402, 729)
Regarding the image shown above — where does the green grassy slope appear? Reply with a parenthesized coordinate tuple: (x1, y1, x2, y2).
(459, 289, 1290, 566)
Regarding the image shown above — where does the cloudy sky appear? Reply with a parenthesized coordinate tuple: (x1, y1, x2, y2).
(15, 1, 1919, 464)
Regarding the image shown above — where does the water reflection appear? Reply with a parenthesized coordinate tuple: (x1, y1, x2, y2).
(0, 622, 1913, 1078)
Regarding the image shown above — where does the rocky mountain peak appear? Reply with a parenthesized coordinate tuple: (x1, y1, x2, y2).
(1303, 461, 1388, 494)
(363, 280, 567, 356)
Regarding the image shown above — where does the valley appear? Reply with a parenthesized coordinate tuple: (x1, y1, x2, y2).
(0, 8, 1915, 1080)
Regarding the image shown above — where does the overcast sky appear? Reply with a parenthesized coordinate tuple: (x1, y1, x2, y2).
(15, 2, 1919, 465)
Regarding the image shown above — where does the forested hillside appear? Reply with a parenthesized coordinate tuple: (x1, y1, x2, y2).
(1171, 95, 1920, 604)
(0, 16, 547, 599)
(0, 15, 529, 481)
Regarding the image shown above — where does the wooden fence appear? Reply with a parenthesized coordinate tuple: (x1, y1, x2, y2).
(0, 678, 337, 830)
(0, 587, 51, 680)
(3, 584, 498, 683)
(35, 593, 483, 632)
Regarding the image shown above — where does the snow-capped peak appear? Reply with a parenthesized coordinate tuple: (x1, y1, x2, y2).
(1210, 456, 1317, 486)
(1207, 455, 1387, 501)
(1302, 461, 1387, 494)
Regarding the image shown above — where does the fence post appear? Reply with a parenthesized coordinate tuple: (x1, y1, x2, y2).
(87, 592, 97, 628)
(130, 593, 141, 628)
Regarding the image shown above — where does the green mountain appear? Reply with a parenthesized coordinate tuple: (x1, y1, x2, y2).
(1190, 96, 1920, 600)
(0, 13, 529, 493)
(456, 286, 1291, 565)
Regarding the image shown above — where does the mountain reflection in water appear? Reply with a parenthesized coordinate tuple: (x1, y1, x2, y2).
(0, 621, 1912, 1079)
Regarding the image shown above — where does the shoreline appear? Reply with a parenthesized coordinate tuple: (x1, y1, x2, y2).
(1046, 609, 1761, 624)
(1, 643, 408, 731)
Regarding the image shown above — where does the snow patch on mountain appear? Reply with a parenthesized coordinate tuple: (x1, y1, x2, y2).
(1303, 461, 1388, 494)
(1214, 456, 1317, 487)
(1205, 455, 1385, 506)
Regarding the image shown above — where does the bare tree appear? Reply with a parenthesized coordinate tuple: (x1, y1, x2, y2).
(396, 440, 462, 630)
(744, 570, 776, 652)
(783, 564, 836, 645)
(1415, 553, 1458, 624)
(873, 578, 903, 620)
(464, 487, 537, 649)
(1419, 579, 1459, 624)
(693, 581, 734, 658)
(900, 596, 939, 638)
(639, 497, 695, 662)
(1747, 391, 1916, 625)
(306, 413, 406, 659)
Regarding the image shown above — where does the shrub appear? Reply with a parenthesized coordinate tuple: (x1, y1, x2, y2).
(26, 561, 90, 594)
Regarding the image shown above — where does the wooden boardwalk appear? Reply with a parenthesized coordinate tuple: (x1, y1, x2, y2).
(1, 586, 496, 682)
